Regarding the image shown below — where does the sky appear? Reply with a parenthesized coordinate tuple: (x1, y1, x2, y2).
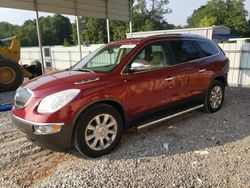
(0, 0, 249, 26)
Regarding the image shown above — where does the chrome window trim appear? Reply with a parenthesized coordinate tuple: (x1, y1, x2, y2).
(120, 38, 221, 76)
(12, 114, 64, 126)
(14, 87, 34, 109)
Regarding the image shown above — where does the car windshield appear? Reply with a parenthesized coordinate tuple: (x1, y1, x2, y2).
(72, 44, 136, 73)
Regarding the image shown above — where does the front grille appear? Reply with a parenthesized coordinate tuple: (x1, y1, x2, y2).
(14, 87, 33, 109)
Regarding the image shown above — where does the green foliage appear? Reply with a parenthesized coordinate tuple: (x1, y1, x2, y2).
(0, 14, 73, 47)
(71, 23, 78, 45)
(198, 16, 217, 27)
(52, 14, 72, 45)
(17, 20, 38, 46)
(74, 0, 174, 44)
(0, 22, 19, 39)
(63, 38, 71, 47)
(81, 17, 107, 44)
(187, 0, 249, 36)
(0, 0, 175, 46)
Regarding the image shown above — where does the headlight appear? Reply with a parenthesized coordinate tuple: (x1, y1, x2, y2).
(37, 89, 80, 114)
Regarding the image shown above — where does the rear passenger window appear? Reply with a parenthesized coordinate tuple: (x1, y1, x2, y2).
(196, 41, 219, 57)
(169, 40, 200, 63)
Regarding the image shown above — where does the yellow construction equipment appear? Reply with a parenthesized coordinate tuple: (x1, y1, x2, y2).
(0, 36, 42, 92)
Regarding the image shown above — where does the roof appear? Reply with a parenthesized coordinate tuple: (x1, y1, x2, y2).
(109, 34, 208, 46)
(143, 33, 206, 40)
(0, 0, 132, 21)
(126, 25, 231, 39)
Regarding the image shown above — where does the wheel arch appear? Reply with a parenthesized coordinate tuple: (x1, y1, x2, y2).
(211, 74, 228, 87)
(71, 99, 129, 143)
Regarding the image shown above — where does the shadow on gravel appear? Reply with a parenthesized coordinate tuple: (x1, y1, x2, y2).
(71, 87, 250, 160)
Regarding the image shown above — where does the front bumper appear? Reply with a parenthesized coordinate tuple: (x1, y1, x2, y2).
(12, 114, 73, 150)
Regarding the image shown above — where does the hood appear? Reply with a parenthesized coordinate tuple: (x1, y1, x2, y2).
(23, 71, 102, 97)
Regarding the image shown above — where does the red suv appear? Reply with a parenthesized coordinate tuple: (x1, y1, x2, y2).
(12, 34, 229, 157)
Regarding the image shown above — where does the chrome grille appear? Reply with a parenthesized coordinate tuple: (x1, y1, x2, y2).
(14, 87, 33, 109)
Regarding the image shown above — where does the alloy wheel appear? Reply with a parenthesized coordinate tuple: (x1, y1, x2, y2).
(209, 86, 223, 109)
(85, 114, 118, 151)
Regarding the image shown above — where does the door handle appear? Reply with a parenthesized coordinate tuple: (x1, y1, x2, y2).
(165, 76, 175, 81)
(198, 69, 206, 73)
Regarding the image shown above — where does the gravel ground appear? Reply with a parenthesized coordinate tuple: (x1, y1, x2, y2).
(0, 87, 249, 188)
(0, 91, 16, 105)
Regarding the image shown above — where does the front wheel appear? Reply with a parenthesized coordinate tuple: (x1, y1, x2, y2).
(74, 104, 123, 158)
(203, 80, 225, 113)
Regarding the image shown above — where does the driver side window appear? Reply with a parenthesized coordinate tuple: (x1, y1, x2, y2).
(130, 42, 169, 72)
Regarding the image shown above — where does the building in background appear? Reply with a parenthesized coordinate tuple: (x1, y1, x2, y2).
(126, 25, 237, 42)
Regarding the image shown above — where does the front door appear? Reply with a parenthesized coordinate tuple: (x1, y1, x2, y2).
(123, 42, 175, 116)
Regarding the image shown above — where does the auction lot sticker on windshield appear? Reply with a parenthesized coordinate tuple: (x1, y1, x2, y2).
(120, 44, 137, 49)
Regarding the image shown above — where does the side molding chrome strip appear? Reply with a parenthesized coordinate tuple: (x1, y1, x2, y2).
(137, 104, 204, 130)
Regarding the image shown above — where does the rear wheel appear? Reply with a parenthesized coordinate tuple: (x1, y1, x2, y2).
(0, 59, 24, 92)
(74, 104, 123, 158)
(203, 80, 225, 113)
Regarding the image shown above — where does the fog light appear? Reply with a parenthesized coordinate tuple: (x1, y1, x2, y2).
(33, 125, 62, 134)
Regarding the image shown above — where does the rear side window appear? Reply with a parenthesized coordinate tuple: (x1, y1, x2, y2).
(196, 40, 219, 57)
(168, 40, 200, 64)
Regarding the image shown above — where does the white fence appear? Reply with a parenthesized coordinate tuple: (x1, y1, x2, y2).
(20, 42, 250, 87)
(218, 42, 250, 87)
(20, 44, 103, 70)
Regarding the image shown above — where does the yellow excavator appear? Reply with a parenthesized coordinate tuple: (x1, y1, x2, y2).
(0, 36, 42, 92)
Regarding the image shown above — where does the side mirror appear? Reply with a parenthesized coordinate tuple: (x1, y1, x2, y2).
(129, 60, 149, 72)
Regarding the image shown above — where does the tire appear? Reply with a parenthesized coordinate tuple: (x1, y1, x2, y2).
(74, 104, 124, 158)
(203, 80, 225, 113)
(0, 59, 24, 92)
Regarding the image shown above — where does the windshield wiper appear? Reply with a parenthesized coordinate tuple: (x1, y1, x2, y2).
(74, 68, 95, 73)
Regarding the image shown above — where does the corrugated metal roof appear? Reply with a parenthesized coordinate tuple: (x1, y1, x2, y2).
(0, 0, 131, 21)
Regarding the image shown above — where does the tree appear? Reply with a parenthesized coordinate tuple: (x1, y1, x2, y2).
(73, 0, 174, 44)
(187, 0, 249, 36)
(17, 20, 38, 46)
(81, 17, 107, 44)
(198, 16, 217, 27)
(133, 0, 173, 32)
(52, 14, 72, 45)
(39, 16, 57, 45)
(224, 0, 248, 36)
(0, 22, 19, 39)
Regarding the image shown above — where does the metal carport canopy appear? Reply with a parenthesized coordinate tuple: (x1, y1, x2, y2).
(0, 0, 131, 21)
(0, 0, 133, 74)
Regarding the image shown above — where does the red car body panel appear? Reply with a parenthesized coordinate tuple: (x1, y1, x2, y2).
(11, 34, 229, 149)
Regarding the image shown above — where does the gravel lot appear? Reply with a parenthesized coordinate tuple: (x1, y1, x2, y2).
(0, 87, 249, 188)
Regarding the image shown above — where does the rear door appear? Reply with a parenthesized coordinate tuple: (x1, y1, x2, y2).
(167, 39, 203, 99)
(192, 40, 221, 93)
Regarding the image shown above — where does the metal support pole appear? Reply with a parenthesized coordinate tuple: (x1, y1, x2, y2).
(106, 0, 111, 43)
(129, 21, 132, 38)
(76, 16, 82, 60)
(106, 19, 110, 43)
(34, 0, 45, 75)
(129, 0, 133, 39)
